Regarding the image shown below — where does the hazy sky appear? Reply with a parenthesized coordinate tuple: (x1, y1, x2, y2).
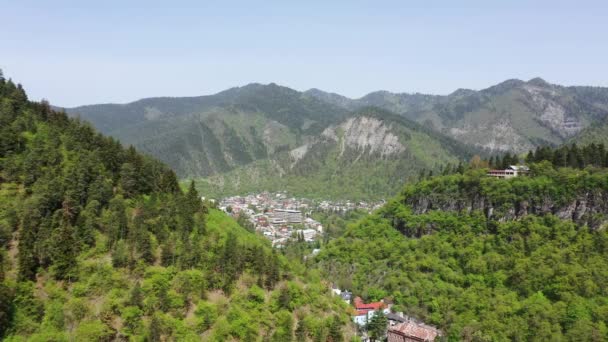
(3, 0, 608, 107)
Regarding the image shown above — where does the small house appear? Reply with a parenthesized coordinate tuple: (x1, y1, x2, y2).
(351, 297, 390, 326)
(487, 165, 530, 179)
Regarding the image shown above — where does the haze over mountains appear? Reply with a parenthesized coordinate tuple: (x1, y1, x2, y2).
(64, 78, 608, 199)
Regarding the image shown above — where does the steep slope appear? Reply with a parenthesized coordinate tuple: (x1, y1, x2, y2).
(65, 83, 350, 178)
(196, 108, 475, 200)
(569, 117, 608, 146)
(314, 167, 608, 340)
(307, 78, 608, 153)
(0, 73, 351, 340)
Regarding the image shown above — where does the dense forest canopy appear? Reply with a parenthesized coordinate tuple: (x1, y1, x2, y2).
(314, 167, 608, 341)
(0, 71, 352, 341)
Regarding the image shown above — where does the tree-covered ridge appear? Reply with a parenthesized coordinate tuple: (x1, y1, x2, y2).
(399, 166, 608, 229)
(524, 142, 608, 169)
(65, 83, 351, 180)
(0, 72, 352, 341)
(314, 169, 608, 341)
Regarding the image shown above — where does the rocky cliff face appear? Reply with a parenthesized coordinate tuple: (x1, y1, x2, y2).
(403, 185, 608, 230)
(320, 116, 405, 157)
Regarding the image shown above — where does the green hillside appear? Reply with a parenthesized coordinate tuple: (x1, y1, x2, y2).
(194, 108, 476, 200)
(314, 166, 608, 340)
(65, 83, 350, 179)
(0, 73, 352, 341)
(68, 90, 476, 200)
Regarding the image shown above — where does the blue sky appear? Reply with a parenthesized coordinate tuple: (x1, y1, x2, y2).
(2, 0, 608, 107)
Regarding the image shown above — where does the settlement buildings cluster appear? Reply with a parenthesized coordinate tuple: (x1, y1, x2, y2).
(219, 192, 383, 247)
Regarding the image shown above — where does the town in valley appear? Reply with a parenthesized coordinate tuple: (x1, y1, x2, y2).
(218, 192, 384, 247)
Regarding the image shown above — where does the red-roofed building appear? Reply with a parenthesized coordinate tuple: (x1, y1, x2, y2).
(387, 321, 441, 342)
(354, 296, 385, 311)
(352, 297, 391, 326)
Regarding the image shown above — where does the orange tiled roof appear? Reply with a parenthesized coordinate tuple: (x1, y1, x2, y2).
(354, 296, 385, 311)
(389, 322, 439, 341)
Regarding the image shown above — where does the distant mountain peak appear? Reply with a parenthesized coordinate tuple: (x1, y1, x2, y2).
(482, 79, 525, 94)
(304, 88, 324, 94)
(304, 88, 348, 98)
(449, 88, 476, 97)
(527, 77, 550, 87)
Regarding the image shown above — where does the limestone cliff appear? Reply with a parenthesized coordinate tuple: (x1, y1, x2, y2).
(397, 172, 608, 230)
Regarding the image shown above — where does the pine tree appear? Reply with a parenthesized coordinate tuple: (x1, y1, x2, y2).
(501, 153, 511, 169)
(50, 209, 78, 281)
(264, 253, 280, 290)
(161, 240, 175, 267)
(129, 207, 155, 265)
(597, 143, 606, 167)
(456, 161, 465, 174)
(104, 196, 128, 248)
(35, 214, 56, 269)
(138, 232, 155, 264)
(129, 282, 143, 308)
(112, 240, 129, 268)
(159, 169, 179, 193)
(442, 163, 452, 175)
(17, 210, 41, 281)
(525, 150, 535, 164)
(549, 148, 561, 167)
(367, 311, 387, 341)
(119, 162, 138, 198)
(178, 237, 195, 270)
(76, 200, 100, 248)
(186, 180, 201, 215)
(220, 232, 240, 292)
(87, 175, 113, 206)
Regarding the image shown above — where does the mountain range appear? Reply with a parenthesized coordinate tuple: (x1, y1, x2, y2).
(306, 78, 608, 151)
(64, 78, 608, 199)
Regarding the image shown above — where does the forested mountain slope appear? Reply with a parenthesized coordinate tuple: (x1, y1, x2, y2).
(195, 107, 475, 200)
(0, 72, 351, 341)
(307, 78, 608, 153)
(67, 88, 475, 200)
(314, 166, 608, 341)
(65, 79, 608, 200)
(65, 83, 350, 179)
